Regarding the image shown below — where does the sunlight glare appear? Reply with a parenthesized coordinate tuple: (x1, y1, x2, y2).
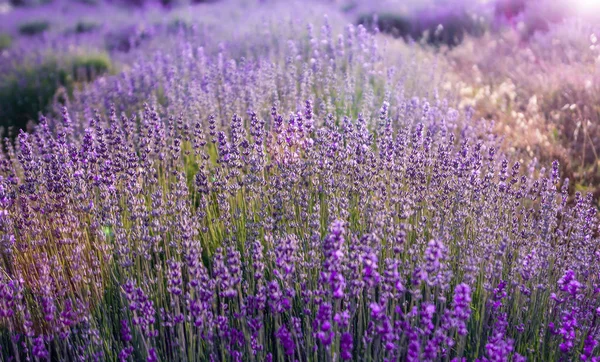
(575, 0, 600, 13)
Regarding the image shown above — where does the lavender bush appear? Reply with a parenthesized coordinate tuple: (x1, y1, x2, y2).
(0, 4, 599, 362)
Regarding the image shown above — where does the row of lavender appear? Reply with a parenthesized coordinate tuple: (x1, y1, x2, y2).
(0, 18, 598, 362)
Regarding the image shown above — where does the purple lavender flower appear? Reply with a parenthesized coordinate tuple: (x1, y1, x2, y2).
(120, 320, 132, 343)
(581, 333, 599, 361)
(275, 325, 295, 356)
(452, 283, 472, 336)
(558, 309, 578, 353)
(32, 336, 49, 360)
(147, 348, 158, 362)
(167, 259, 183, 296)
(315, 303, 334, 346)
(558, 270, 582, 298)
(320, 220, 346, 299)
(421, 303, 436, 335)
(484, 314, 514, 362)
(0, 13, 596, 362)
(274, 234, 298, 278)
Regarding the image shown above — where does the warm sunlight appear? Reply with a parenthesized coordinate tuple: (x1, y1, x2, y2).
(1, 0, 600, 360)
(574, 0, 600, 13)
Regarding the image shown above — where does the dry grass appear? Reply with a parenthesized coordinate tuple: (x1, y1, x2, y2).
(440, 21, 600, 200)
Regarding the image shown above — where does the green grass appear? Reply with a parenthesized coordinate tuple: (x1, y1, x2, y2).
(0, 34, 12, 51)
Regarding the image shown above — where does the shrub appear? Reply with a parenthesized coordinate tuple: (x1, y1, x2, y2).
(159, 0, 189, 7)
(76, 0, 99, 5)
(0, 52, 111, 132)
(9, 0, 51, 6)
(358, 10, 488, 48)
(166, 17, 194, 34)
(73, 20, 100, 34)
(494, 0, 526, 21)
(70, 52, 112, 82)
(422, 12, 487, 48)
(341, 1, 357, 13)
(357, 12, 414, 39)
(18, 20, 50, 36)
(0, 59, 71, 131)
(105, 25, 153, 52)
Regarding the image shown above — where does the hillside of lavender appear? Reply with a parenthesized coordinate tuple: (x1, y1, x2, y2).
(0, 0, 599, 361)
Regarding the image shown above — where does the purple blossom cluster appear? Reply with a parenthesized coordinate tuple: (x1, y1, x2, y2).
(0, 13, 598, 362)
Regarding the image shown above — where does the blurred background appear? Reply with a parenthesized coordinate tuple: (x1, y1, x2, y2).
(1, 0, 600, 200)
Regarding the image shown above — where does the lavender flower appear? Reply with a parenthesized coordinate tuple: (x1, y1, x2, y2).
(321, 220, 346, 299)
(0, 10, 596, 362)
(452, 283, 472, 336)
(275, 325, 295, 357)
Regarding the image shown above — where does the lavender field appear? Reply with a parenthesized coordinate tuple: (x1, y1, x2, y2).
(0, 0, 599, 361)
